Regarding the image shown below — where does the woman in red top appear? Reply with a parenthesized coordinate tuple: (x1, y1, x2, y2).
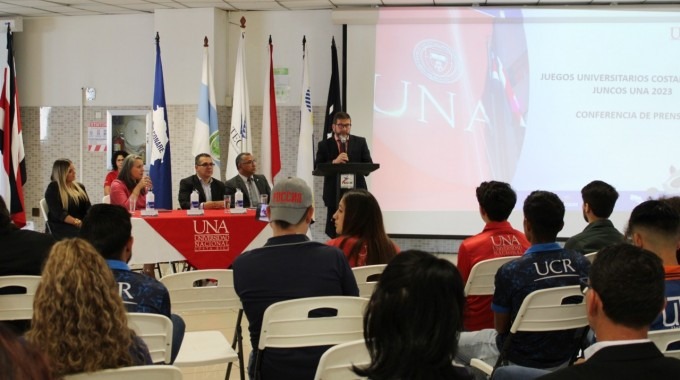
(103, 150, 128, 196)
(326, 189, 398, 267)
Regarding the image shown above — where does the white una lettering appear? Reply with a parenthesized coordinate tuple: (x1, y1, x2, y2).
(118, 282, 133, 299)
(418, 85, 455, 128)
(490, 235, 521, 246)
(373, 75, 456, 128)
(662, 296, 680, 327)
(373, 75, 410, 117)
(465, 101, 492, 131)
(193, 220, 229, 234)
(533, 259, 575, 276)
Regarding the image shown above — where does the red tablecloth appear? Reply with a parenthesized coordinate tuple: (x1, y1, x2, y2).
(129, 209, 269, 269)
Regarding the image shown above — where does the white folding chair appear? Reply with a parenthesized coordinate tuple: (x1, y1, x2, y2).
(313, 338, 369, 380)
(584, 251, 597, 263)
(39, 198, 51, 234)
(470, 285, 588, 377)
(64, 365, 182, 380)
(102, 195, 111, 204)
(464, 256, 517, 297)
(649, 329, 680, 359)
(0, 275, 41, 321)
(126, 313, 173, 364)
(255, 296, 368, 379)
(160, 269, 242, 379)
(352, 264, 387, 298)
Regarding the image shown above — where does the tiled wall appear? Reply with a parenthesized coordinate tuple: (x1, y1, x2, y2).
(22, 104, 459, 253)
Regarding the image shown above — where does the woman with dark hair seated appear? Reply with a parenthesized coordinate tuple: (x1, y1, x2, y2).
(354, 250, 473, 380)
(326, 189, 398, 267)
(26, 238, 151, 377)
(104, 150, 129, 196)
(44, 159, 91, 239)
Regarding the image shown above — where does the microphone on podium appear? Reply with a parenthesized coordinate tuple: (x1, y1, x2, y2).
(340, 136, 347, 153)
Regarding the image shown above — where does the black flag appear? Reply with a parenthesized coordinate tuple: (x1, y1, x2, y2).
(323, 37, 342, 140)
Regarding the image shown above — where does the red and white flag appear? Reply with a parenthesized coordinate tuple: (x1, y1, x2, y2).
(0, 26, 26, 227)
(260, 36, 280, 185)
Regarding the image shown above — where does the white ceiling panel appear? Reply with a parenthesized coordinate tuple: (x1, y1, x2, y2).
(226, 1, 286, 10)
(332, 0, 382, 5)
(280, 0, 337, 9)
(382, 0, 435, 4)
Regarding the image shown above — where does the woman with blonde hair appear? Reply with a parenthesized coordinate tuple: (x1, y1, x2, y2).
(44, 159, 91, 239)
(26, 238, 151, 377)
(110, 154, 152, 211)
(326, 189, 398, 267)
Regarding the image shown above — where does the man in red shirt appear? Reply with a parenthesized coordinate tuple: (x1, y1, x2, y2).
(457, 181, 529, 331)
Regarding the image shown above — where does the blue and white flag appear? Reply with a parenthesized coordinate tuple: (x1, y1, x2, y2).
(226, 30, 251, 180)
(192, 37, 220, 174)
(296, 37, 314, 191)
(149, 32, 172, 209)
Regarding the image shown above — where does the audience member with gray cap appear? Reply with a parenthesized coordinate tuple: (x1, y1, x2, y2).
(233, 177, 359, 380)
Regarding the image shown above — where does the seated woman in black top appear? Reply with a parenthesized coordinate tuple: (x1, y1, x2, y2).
(44, 159, 91, 239)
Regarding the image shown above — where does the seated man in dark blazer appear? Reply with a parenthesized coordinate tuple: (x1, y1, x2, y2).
(538, 243, 680, 380)
(178, 153, 226, 209)
(224, 152, 271, 208)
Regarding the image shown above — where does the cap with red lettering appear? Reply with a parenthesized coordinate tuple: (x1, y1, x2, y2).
(269, 177, 313, 224)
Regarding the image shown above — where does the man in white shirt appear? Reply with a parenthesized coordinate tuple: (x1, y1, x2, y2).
(538, 243, 680, 379)
(178, 153, 226, 209)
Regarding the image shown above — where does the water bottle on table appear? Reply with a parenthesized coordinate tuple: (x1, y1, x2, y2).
(187, 190, 203, 215)
(146, 189, 155, 210)
(190, 190, 199, 210)
(234, 188, 245, 213)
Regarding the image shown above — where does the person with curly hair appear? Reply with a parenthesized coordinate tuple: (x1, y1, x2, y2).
(354, 250, 473, 380)
(44, 159, 91, 239)
(25, 238, 151, 377)
(326, 189, 398, 267)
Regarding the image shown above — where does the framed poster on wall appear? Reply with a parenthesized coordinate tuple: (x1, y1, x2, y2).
(106, 110, 151, 169)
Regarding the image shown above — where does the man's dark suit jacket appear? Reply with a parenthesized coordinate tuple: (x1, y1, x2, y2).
(224, 174, 271, 208)
(538, 342, 680, 380)
(178, 175, 226, 210)
(314, 135, 373, 207)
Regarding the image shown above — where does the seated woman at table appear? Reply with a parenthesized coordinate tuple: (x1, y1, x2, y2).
(354, 250, 472, 380)
(44, 159, 91, 240)
(26, 238, 151, 378)
(110, 154, 151, 211)
(103, 150, 128, 196)
(326, 189, 398, 267)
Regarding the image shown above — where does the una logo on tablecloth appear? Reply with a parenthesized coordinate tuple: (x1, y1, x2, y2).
(193, 220, 230, 252)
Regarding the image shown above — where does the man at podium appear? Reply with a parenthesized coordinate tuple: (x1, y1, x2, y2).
(315, 112, 373, 238)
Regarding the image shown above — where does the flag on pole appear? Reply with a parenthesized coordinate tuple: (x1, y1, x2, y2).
(192, 36, 221, 174)
(296, 36, 314, 192)
(260, 36, 280, 185)
(149, 32, 173, 210)
(226, 23, 251, 180)
(323, 37, 341, 140)
(0, 25, 26, 227)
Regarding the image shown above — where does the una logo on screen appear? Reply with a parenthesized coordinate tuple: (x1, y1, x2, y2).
(412, 39, 462, 84)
